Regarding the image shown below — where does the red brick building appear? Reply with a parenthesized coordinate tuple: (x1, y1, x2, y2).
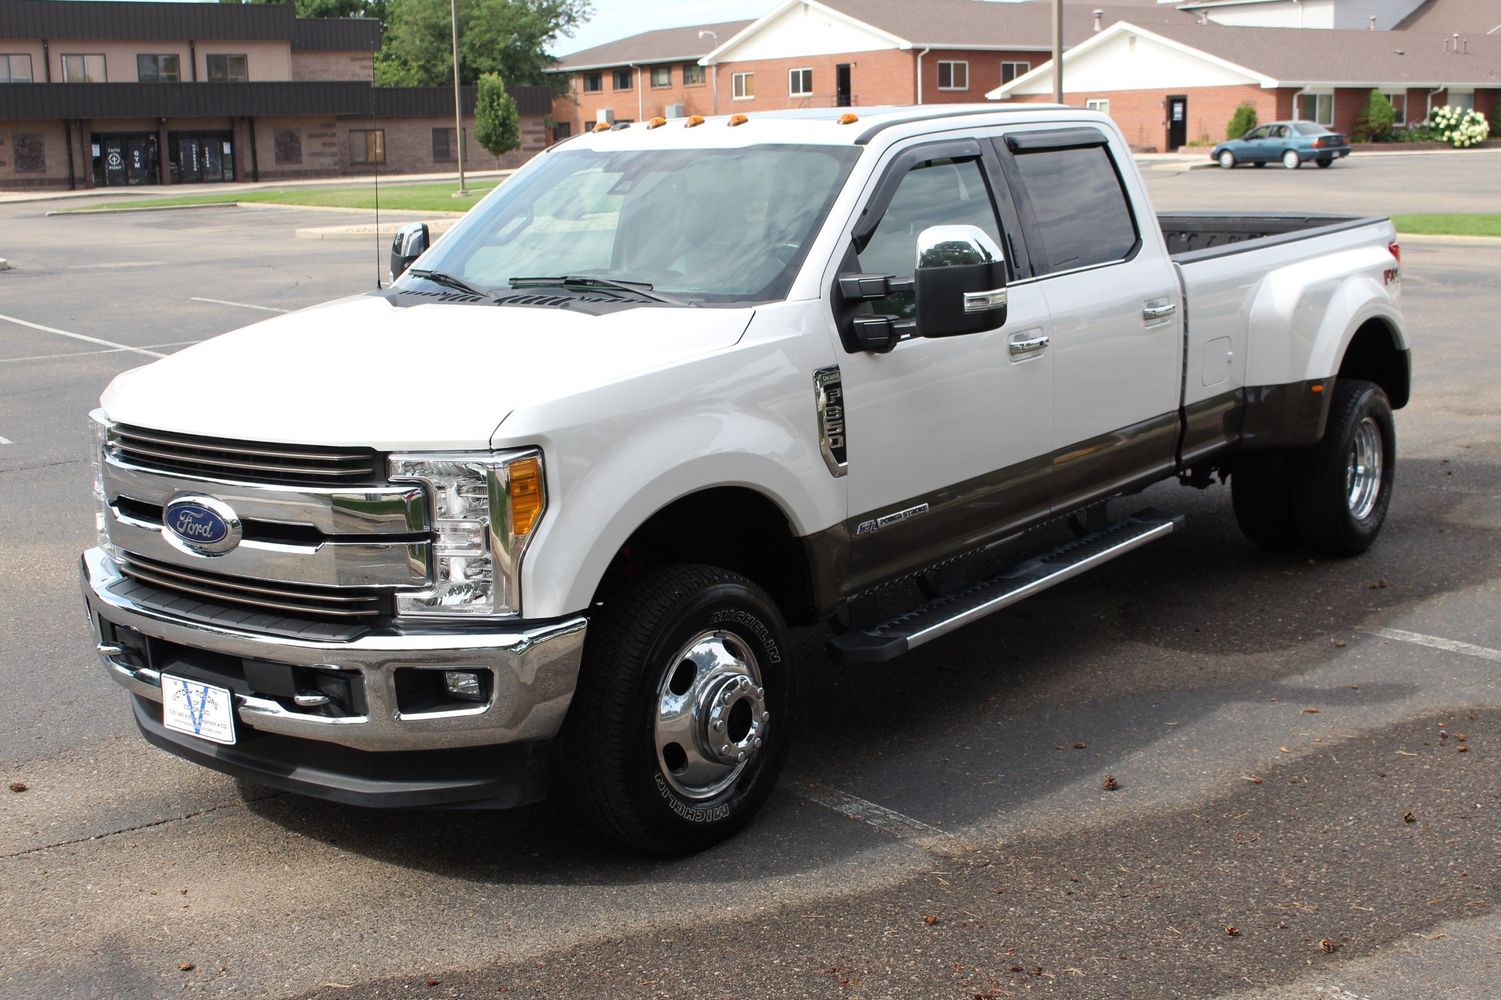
(0, 0, 551, 190)
(991, 18, 1501, 150)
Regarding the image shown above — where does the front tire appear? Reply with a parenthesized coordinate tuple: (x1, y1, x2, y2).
(1288, 380, 1396, 556)
(1218, 150, 1236, 169)
(1282, 150, 1302, 169)
(560, 565, 792, 853)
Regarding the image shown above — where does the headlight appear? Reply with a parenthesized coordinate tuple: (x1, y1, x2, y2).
(89, 409, 121, 562)
(389, 450, 546, 620)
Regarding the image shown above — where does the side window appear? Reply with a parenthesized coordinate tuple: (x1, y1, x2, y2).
(857, 157, 1003, 319)
(1011, 145, 1136, 274)
(1246, 126, 1267, 140)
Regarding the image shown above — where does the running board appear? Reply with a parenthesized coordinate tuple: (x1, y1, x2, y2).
(827, 509, 1184, 665)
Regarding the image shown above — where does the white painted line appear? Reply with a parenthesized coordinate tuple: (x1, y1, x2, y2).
(0, 313, 164, 359)
(0, 340, 203, 366)
(794, 782, 969, 856)
(0, 436, 12, 445)
(190, 297, 288, 314)
(1365, 627, 1501, 664)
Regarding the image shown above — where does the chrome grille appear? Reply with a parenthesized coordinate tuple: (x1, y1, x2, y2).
(118, 552, 389, 622)
(112, 424, 383, 488)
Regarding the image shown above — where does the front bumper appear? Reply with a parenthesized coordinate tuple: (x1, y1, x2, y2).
(82, 547, 588, 803)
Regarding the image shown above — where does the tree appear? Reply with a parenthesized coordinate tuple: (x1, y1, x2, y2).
(376, 0, 590, 88)
(1225, 102, 1258, 140)
(475, 72, 521, 160)
(1353, 89, 1396, 143)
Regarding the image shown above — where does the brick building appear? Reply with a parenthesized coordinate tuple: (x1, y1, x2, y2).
(0, 0, 551, 190)
(547, 0, 1187, 133)
(990, 18, 1501, 150)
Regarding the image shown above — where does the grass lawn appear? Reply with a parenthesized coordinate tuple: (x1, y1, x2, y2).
(1391, 214, 1501, 237)
(73, 178, 504, 214)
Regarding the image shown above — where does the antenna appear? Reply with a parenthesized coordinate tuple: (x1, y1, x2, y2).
(373, 158, 382, 289)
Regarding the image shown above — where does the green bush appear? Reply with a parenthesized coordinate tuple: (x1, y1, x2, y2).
(1225, 102, 1258, 140)
(1353, 89, 1397, 142)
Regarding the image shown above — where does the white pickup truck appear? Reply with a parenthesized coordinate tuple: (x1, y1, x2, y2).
(82, 105, 1409, 852)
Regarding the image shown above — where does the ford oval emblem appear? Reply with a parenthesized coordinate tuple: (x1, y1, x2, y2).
(163, 495, 242, 556)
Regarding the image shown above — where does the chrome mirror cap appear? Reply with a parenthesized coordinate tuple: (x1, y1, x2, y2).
(915, 225, 1005, 270)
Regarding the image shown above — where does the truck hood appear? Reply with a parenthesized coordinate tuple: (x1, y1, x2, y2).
(100, 294, 753, 450)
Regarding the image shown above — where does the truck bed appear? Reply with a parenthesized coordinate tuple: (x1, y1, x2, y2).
(1159, 212, 1385, 263)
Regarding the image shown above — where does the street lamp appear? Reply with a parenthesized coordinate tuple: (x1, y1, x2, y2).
(451, 0, 467, 195)
(698, 30, 718, 115)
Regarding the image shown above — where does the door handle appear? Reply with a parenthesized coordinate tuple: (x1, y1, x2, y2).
(1007, 331, 1049, 356)
(1142, 300, 1177, 323)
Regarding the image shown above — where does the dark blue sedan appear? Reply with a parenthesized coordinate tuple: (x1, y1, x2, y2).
(1210, 121, 1350, 169)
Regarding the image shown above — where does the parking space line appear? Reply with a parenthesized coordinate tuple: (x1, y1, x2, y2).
(190, 297, 289, 314)
(1365, 627, 1501, 664)
(0, 340, 204, 367)
(0, 436, 12, 445)
(794, 781, 970, 856)
(0, 312, 164, 359)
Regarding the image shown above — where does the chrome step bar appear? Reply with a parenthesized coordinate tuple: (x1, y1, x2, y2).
(827, 509, 1184, 665)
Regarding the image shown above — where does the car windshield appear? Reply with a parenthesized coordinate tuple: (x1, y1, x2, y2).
(403, 143, 861, 306)
(1293, 122, 1332, 135)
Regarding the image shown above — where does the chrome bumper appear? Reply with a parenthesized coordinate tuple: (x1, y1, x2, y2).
(81, 547, 587, 753)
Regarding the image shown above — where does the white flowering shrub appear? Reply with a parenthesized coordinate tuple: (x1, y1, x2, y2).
(1429, 105, 1490, 148)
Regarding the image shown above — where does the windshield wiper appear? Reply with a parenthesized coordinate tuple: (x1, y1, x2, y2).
(508, 275, 689, 306)
(408, 270, 495, 299)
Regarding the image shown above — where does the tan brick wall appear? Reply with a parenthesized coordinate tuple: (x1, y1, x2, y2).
(1013, 84, 1286, 151)
(291, 50, 375, 83)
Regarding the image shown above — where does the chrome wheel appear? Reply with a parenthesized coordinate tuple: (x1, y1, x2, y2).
(1345, 415, 1383, 520)
(654, 630, 769, 801)
(1282, 150, 1301, 169)
(1218, 151, 1235, 169)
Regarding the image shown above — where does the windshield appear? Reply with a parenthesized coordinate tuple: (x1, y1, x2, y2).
(1293, 122, 1332, 135)
(403, 143, 861, 306)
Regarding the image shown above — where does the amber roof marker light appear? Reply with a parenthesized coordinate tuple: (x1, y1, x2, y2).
(685, 115, 705, 127)
(647, 116, 667, 129)
(838, 112, 860, 124)
(728, 114, 748, 126)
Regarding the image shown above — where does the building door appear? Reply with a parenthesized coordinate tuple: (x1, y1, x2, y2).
(1167, 95, 1188, 150)
(836, 64, 852, 107)
(170, 131, 235, 183)
(94, 134, 160, 186)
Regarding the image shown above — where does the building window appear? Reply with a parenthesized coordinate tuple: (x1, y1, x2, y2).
(136, 54, 181, 83)
(732, 71, 754, 100)
(787, 67, 813, 97)
(0, 53, 34, 82)
(1297, 92, 1333, 126)
(1448, 90, 1475, 111)
(1000, 60, 1030, 84)
(206, 54, 249, 82)
(1086, 98, 1110, 115)
(683, 63, 705, 86)
(61, 54, 106, 82)
(432, 126, 466, 161)
(612, 68, 633, 90)
(274, 128, 302, 165)
(937, 60, 968, 91)
(581, 71, 602, 93)
(350, 129, 385, 164)
(650, 65, 671, 88)
(13, 133, 45, 173)
(1381, 92, 1407, 126)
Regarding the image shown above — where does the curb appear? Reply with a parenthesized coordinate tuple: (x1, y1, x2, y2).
(47, 202, 233, 217)
(295, 218, 463, 241)
(1394, 233, 1501, 245)
(0, 257, 8, 270)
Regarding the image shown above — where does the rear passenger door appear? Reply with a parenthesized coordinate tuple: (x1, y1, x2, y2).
(993, 126, 1183, 511)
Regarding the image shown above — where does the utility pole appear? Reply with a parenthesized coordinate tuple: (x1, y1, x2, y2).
(451, 0, 466, 195)
(1052, 0, 1064, 104)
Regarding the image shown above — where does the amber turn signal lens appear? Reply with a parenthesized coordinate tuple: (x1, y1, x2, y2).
(592, 121, 611, 132)
(686, 115, 705, 127)
(728, 114, 748, 126)
(648, 116, 667, 128)
(838, 112, 859, 124)
(508, 457, 544, 536)
(1311, 383, 1325, 393)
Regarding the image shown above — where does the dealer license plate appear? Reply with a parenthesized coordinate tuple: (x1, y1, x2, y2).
(160, 674, 237, 745)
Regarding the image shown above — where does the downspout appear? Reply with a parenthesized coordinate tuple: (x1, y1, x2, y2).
(64, 119, 76, 190)
(915, 46, 929, 104)
(42, 39, 50, 81)
(190, 40, 198, 81)
(629, 61, 642, 121)
(1426, 85, 1444, 119)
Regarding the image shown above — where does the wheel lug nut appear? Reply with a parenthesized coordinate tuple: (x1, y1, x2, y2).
(753, 738, 762, 748)
(720, 744, 731, 755)
(761, 711, 770, 722)
(712, 719, 724, 731)
(756, 687, 764, 699)
(737, 751, 746, 762)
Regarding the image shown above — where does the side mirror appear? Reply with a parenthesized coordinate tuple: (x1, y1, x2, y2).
(913, 225, 1008, 337)
(389, 221, 430, 282)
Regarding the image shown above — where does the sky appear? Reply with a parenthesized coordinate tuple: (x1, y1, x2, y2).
(554, 1, 772, 56)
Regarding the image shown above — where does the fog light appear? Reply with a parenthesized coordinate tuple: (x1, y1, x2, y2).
(443, 670, 484, 701)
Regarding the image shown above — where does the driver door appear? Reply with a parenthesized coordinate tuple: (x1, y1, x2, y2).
(833, 141, 1055, 593)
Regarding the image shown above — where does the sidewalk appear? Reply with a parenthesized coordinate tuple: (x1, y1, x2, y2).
(0, 166, 516, 205)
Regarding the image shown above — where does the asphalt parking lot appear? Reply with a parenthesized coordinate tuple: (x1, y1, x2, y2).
(3, 150, 1500, 999)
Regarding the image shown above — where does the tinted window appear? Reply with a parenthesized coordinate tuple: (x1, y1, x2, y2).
(858, 157, 1002, 319)
(1012, 145, 1136, 273)
(1292, 122, 1330, 135)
